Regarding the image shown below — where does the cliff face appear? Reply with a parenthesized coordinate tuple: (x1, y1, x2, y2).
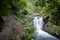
(0, 16, 27, 40)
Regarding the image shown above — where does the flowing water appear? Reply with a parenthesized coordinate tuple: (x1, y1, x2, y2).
(33, 16, 59, 40)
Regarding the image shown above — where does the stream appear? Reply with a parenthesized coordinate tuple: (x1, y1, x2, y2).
(33, 16, 59, 40)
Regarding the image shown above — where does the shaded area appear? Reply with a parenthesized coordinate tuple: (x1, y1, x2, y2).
(0, 16, 4, 32)
(51, 12, 60, 26)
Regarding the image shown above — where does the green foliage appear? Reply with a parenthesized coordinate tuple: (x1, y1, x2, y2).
(0, 0, 11, 16)
(35, 0, 57, 16)
(0, 0, 60, 39)
(12, 0, 60, 39)
(13, 14, 34, 40)
(24, 1, 37, 14)
(0, 0, 27, 16)
(34, 0, 60, 38)
(12, 0, 27, 9)
(51, 12, 60, 26)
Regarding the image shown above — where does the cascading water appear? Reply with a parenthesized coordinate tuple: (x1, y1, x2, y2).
(33, 16, 59, 40)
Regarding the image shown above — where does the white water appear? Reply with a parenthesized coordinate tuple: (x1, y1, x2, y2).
(33, 16, 59, 40)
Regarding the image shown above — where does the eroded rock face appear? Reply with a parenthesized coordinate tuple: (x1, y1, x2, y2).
(40, 16, 60, 39)
(43, 21, 60, 39)
(0, 16, 27, 40)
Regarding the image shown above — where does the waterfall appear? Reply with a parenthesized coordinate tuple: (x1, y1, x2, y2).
(33, 16, 59, 40)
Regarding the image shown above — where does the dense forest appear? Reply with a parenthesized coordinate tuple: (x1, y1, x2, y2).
(0, 0, 60, 40)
